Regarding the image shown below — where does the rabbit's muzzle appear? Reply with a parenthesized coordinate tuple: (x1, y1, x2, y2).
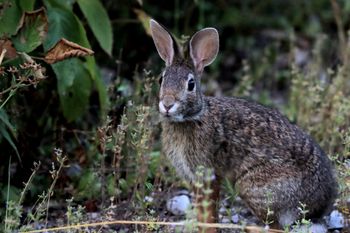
(159, 95, 180, 117)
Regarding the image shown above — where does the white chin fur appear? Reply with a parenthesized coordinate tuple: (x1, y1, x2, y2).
(158, 101, 167, 114)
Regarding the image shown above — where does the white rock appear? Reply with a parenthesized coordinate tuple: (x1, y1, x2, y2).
(219, 206, 227, 214)
(231, 214, 240, 224)
(327, 210, 344, 229)
(221, 217, 230, 224)
(166, 195, 191, 216)
(144, 196, 154, 203)
(90, 212, 98, 219)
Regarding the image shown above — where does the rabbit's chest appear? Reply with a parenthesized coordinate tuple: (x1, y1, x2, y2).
(165, 142, 196, 181)
(162, 122, 214, 181)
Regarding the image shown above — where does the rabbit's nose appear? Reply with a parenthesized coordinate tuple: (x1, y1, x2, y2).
(164, 104, 174, 111)
(163, 95, 175, 111)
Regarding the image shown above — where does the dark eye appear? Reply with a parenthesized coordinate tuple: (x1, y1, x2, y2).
(158, 76, 163, 85)
(187, 78, 195, 91)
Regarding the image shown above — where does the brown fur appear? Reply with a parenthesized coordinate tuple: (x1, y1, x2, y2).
(150, 19, 338, 230)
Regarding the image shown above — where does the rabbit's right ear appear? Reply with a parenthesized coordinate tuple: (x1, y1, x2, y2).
(150, 19, 175, 66)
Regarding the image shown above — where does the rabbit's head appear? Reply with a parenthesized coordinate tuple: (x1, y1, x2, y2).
(150, 19, 219, 122)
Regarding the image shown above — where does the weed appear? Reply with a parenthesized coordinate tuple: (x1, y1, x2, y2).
(264, 192, 275, 226)
(66, 197, 86, 233)
(290, 202, 312, 233)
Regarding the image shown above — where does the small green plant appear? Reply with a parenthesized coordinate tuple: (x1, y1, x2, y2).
(3, 149, 67, 232)
(66, 197, 86, 233)
(3, 159, 40, 233)
(263, 192, 274, 226)
(223, 178, 238, 206)
(291, 202, 311, 233)
(289, 41, 350, 156)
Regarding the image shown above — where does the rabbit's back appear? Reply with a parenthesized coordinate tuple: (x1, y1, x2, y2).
(210, 96, 337, 223)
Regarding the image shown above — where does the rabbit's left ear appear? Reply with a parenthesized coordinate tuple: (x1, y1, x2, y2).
(189, 28, 219, 73)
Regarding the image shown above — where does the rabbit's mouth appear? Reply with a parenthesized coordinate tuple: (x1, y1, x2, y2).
(159, 101, 184, 121)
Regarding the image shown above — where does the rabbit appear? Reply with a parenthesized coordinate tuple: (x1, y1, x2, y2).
(149, 19, 338, 232)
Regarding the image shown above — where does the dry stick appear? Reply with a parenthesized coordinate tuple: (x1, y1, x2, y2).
(20, 220, 284, 233)
(0, 49, 6, 65)
(330, 0, 347, 63)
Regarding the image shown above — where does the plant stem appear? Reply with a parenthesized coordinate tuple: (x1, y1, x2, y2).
(4, 156, 11, 232)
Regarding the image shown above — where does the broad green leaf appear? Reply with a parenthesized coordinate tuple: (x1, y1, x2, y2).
(77, 0, 113, 55)
(43, 0, 90, 51)
(44, 0, 107, 119)
(85, 58, 108, 117)
(18, 0, 35, 11)
(0, 0, 22, 37)
(12, 8, 48, 53)
(52, 58, 92, 122)
(57, 0, 76, 10)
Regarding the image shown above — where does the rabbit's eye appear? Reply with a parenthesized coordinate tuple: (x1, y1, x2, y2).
(187, 78, 195, 91)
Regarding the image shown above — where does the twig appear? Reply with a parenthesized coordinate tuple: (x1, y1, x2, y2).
(19, 162, 41, 205)
(20, 220, 285, 233)
(44, 155, 67, 228)
(0, 49, 6, 65)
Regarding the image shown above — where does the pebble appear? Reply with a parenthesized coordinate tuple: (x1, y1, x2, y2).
(90, 212, 98, 219)
(219, 206, 227, 214)
(144, 196, 154, 203)
(166, 195, 191, 216)
(327, 210, 344, 229)
(231, 214, 240, 224)
(221, 217, 231, 224)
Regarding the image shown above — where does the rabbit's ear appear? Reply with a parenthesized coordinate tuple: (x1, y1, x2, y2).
(150, 19, 176, 66)
(190, 28, 219, 73)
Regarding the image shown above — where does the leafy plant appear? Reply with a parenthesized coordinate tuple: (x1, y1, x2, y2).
(1, 0, 112, 122)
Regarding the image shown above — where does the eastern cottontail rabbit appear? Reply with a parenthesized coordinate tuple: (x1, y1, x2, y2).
(149, 19, 337, 232)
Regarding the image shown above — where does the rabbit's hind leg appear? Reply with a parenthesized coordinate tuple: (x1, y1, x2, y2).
(277, 209, 299, 228)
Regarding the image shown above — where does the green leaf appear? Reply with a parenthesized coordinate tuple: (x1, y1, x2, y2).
(77, 0, 113, 55)
(85, 58, 108, 117)
(18, 0, 35, 11)
(43, 0, 91, 51)
(52, 58, 92, 122)
(77, 171, 101, 199)
(43, 0, 108, 120)
(0, 109, 20, 161)
(0, 124, 20, 161)
(57, 0, 76, 10)
(0, 109, 16, 135)
(1, 185, 21, 202)
(106, 174, 116, 196)
(0, 0, 22, 37)
(12, 8, 48, 53)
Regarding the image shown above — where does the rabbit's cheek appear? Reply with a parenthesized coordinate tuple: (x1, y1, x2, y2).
(158, 101, 167, 115)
